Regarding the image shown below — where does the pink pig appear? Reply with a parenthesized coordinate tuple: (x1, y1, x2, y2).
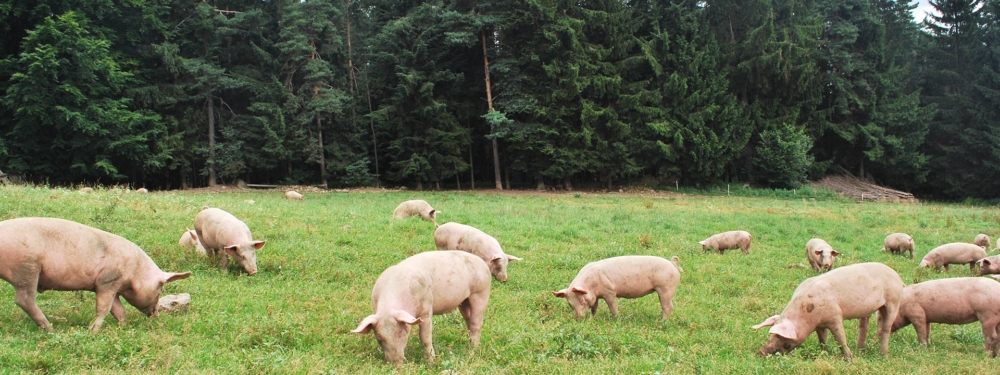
(434, 222, 522, 282)
(918, 243, 987, 271)
(805, 238, 840, 273)
(699, 230, 752, 254)
(194, 207, 266, 275)
(553, 256, 681, 319)
(882, 233, 915, 258)
(891, 277, 1000, 356)
(392, 200, 439, 223)
(976, 255, 1000, 275)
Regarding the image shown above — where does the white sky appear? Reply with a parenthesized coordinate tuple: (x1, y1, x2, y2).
(911, 0, 937, 22)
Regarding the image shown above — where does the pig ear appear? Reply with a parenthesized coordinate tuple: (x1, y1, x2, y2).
(983, 258, 993, 267)
(751, 315, 781, 330)
(553, 289, 568, 298)
(392, 310, 421, 325)
(814, 250, 823, 256)
(187, 230, 198, 241)
(507, 254, 523, 261)
(351, 315, 378, 334)
(698, 240, 706, 245)
(224, 245, 240, 256)
(252, 241, 266, 250)
(831, 250, 840, 257)
(571, 286, 589, 295)
(491, 254, 503, 264)
(769, 320, 798, 340)
(164, 272, 192, 283)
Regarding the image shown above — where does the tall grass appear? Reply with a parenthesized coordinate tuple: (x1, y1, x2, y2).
(0, 185, 996, 373)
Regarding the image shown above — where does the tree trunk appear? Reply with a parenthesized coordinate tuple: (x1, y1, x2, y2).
(469, 143, 475, 189)
(364, 61, 380, 187)
(317, 116, 327, 188)
(416, 181, 423, 190)
(505, 167, 511, 190)
(435, 180, 441, 191)
(535, 171, 545, 191)
(482, 31, 503, 190)
(456, 174, 461, 190)
(207, 93, 217, 187)
(564, 177, 573, 191)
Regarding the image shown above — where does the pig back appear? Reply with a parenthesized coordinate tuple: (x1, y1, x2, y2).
(195, 208, 252, 248)
(375, 251, 491, 314)
(927, 243, 988, 263)
(789, 262, 903, 320)
(580, 256, 680, 298)
(904, 278, 1000, 324)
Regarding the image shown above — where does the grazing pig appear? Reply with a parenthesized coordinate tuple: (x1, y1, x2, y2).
(976, 255, 1000, 275)
(882, 233, 915, 258)
(918, 243, 987, 271)
(351, 251, 491, 365)
(975, 234, 991, 249)
(194, 207, 266, 275)
(752, 262, 903, 359)
(699, 230, 752, 254)
(891, 277, 1000, 356)
(552, 256, 681, 319)
(178, 229, 206, 254)
(0, 217, 191, 331)
(284, 190, 303, 200)
(391, 200, 438, 223)
(433, 222, 522, 282)
(135, 188, 149, 194)
(806, 238, 840, 273)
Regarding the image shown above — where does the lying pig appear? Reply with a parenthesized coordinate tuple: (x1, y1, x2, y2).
(285, 191, 303, 200)
(391, 200, 438, 223)
(434, 222, 522, 282)
(976, 255, 1000, 275)
(178, 228, 206, 254)
(699, 230, 752, 254)
(0, 217, 191, 331)
(352, 251, 491, 365)
(882, 233, 915, 258)
(975, 234, 991, 249)
(752, 262, 903, 359)
(891, 277, 1000, 356)
(806, 238, 840, 273)
(552, 256, 681, 319)
(194, 207, 266, 275)
(918, 243, 987, 271)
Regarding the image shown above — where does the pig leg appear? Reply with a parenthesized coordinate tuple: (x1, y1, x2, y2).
(741, 244, 749, 254)
(856, 316, 869, 351)
(418, 314, 435, 363)
(604, 295, 620, 317)
(943, 264, 950, 271)
(89, 287, 121, 332)
(981, 318, 999, 356)
(111, 296, 127, 323)
(655, 287, 675, 320)
(829, 321, 854, 359)
(460, 293, 489, 347)
(10, 268, 53, 331)
(816, 328, 829, 346)
(591, 299, 600, 316)
(876, 305, 897, 355)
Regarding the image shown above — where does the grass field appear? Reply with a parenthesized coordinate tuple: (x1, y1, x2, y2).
(0, 184, 998, 374)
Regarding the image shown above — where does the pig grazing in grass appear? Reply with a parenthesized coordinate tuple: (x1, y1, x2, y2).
(882, 233, 915, 258)
(918, 243, 987, 271)
(178, 229, 206, 255)
(434, 222, 522, 282)
(135, 188, 149, 194)
(891, 277, 1000, 356)
(194, 207, 266, 275)
(391, 200, 438, 223)
(699, 230, 752, 254)
(752, 262, 903, 359)
(0, 217, 191, 331)
(552, 256, 681, 319)
(352, 251, 491, 365)
(976, 255, 1000, 275)
(284, 191, 303, 200)
(806, 238, 840, 273)
(975, 234, 991, 249)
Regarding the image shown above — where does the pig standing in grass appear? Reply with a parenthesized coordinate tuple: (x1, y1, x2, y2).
(285, 191, 303, 200)
(699, 230, 752, 254)
(194, 207, 266, 275)
(0, 217, 191, 331)
(805, 238, 840, 273)
(891, 278, 1000, 356)
(552, 256, 681, 319)
(918, 243, 987, 271)
(975, 234, 991, 249)
(352, 251, 491, 365)
(752, 262, 903, 359)
(434, 222, 522, 282)
(391, 200, 438, 223)
(178, 229, 206, 254)
(976, 255, 1000, 275)
(882, 233, 915, 258)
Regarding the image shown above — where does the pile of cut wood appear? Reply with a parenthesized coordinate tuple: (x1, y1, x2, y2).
(810, 175, 917, 203)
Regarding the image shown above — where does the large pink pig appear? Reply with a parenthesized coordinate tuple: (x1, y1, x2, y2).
(918, 243, 987, 271)
(352, 251, 491, 365)
(977, 255, 1000, 275)
(891, 277, 1000, 356)
(552, 256, 681, 319)
(194, 207, 266, 275)
(434, 222, 522, 282)
(0, 217, 191, 331)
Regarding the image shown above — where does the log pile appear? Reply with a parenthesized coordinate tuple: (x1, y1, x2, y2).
(810, 175, 918, 203)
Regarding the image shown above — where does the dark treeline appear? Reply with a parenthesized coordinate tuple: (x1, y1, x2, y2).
(0, 0, 998, 198)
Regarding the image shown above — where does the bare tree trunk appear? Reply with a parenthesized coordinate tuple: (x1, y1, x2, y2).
(456, 174, 461, 190)
(564, 177, 573, 191)
(535, 171, 545, 191)
(207, 93, 217, 187)
(364, 60, 380, 187)
(435, 180, 441, 190)
(469, 143, 475, 189)
(318, 116, 327, 187)
(482, 31, 502, 190)
(416, 181, 423, 190)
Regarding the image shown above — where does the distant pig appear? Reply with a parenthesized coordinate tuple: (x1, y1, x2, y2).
(194, 207, 266, 275)
(882, 233, 915, 258)
(752, 262, 903, 359)
(285, 191, 303, 200)
(699, 230, 752, 254)
(891, 277, 1000, 356)
(0, 217, 191, 331)
(552, 256, 681, 319)
(976, 255, 1000, 275)
(135, 188, 149, 194)
(392, 200, 438, 223)
(806, 238, 840, 273)
(975, 234, 991, 249)
(918, 243, 987, 271)
(352, 251, 491, 365)
(178, 229, 206, 255)
(434, 222, 522, 282)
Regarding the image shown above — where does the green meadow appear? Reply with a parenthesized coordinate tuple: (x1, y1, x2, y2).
(0, 185, 998, 374)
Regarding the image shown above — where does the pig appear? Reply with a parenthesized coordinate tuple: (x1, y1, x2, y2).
(975, 234, 991, 249)
(976, 255, 1000, 276)
(752, 262, 903, 359)
(891, 277, 1000, 356)
(805, 238, 840, 273)
(178, 228, 207, 255)
(699, 230, 752, 254)
(351, 250, 491, 365)
(882, 233, 915, 258)
(918, 242, 987, 271)
(194, 207, 266, 275)
(433, 222, 522, 282)
(391, 200, 439, 223)
(136, 188, 149, 194)
(284, 191, 303, 200)
(552, 256, 681, 319)
(0, 217, 191, 331)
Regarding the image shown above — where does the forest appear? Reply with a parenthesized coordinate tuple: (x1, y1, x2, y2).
(0, 0, 997, 199)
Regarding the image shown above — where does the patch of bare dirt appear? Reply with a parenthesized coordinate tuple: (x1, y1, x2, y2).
(809, 175, 917, 203)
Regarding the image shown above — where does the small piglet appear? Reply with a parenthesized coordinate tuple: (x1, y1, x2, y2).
(975, 234, 991, 249)
(752, 262, 903, 359)
(918, 242, 987, 271)
(891, 277, 1000, 356)
(805, 238, 839, 273)
(178, 228, 206, 254)
(392, 200, 439, 223)
(553, 256, 681, 319)
(434, 222, 522, 282)
(882, 233, 914, 258)
(976, 255, 1000, 275)
(285, 191, 303, 200)
(0, 217, 191, 331)
(699, 230, 752, 254)
(352, 251, 491, 365)
(194, 207, 266, 275)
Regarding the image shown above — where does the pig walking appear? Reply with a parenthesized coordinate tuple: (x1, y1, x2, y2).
(434, 222, 522, 282)
(882, 233, 915, 258)
(0, 218, 191, 331)
(352, 251, 491, 365)
(891, 277, 1000, 356)
(806, 238, 840, 273)
(392, 200, 438, 223)
(699, 231, 752, 254)
(752, 262, 904, 359)
(194, 207, 266, 275)
(552, 256, 681, 319)
(918, 243, 987, 271)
